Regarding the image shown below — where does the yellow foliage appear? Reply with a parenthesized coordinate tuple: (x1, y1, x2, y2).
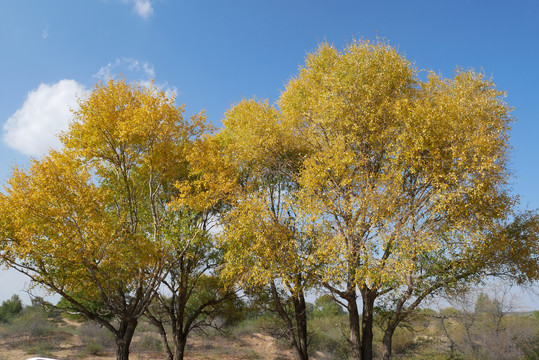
(277, 41, 514, 291)
(0, 79, 209, 307)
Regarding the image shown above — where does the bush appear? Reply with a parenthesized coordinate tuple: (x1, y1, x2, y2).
(391, 327, 415, 355)
(308, 314, 348, 359)
(231, 314, 282, 338)
(8, 307, 55, 337)
(0, 295, 23, 323)
(78, 321, 114, 348)
(134, 333, 162, 352)
(311, 294, 345, 318)
(24, 341, 55, 357)
(83, 342, 104, 356)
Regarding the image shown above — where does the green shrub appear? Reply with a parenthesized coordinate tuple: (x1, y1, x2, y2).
(392, 327, 415, 355)
(231, 314, 283, 338)
(9, 307, 55, 337)
(308, 314, 348, 359)
(83, 342, 104, 356)
(78, 320, 114, 348)
(311, 294, 345, 318)
(0, 295, 23, 323)
(24, 341, 55, 357)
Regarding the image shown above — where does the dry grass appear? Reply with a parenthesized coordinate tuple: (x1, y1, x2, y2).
(0, 315, 298, 360)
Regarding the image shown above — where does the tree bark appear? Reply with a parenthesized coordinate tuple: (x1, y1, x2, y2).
(115, 319, 138, 360)
(345, 292, 362, 360)
(270, 281, 309, 360)
(174, 332, 188, 360)
(381, 325, 396, 360)
(292, 291, 309, 360)
(360, 288, 377, 360)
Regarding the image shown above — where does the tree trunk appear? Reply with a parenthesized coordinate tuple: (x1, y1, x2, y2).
(174, 332, 188, 360)
(148, 316, 174, 360)
(346, 292, 362, 360)
(381, 326, 396, 360)
(115, 319, 138, 360)
(360, 289, 377, 360)
(292, 291, 309, 360)
(270, 281, 306, 360)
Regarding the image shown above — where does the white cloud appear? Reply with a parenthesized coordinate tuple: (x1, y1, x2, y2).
(133, 0, 153, 19)
(120, 0, 153, 19)
(3, 80, 85, 157)
(42, 29, 49, 39)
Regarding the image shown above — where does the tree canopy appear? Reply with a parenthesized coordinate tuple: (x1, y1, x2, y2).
(277, 41, 517, 360)
(0, 79, 208, 360)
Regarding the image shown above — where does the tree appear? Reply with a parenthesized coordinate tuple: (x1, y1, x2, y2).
(220, 99, 318, 360)
(186, 99, 327, 360)
(145, 210, 238, 360)
(0, 294, 23, 323)
(278, 41, 517, 360)
(0, 79, 205, 360)
(374, 209, 539, 360)
(312, 294, 345, 318)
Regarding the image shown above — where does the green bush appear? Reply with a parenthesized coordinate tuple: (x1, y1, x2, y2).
(231, 313, 285, 338)
(24, 341, 55, 357)
(9, 307, 55, 337)
(392, 327, 415, 355)
(311, 294, 345, 318)
(83, 342, 104, 356)
(0, 295, 23, 323)
(308, 314, 348, 359)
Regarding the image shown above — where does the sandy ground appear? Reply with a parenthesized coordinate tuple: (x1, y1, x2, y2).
(0, 319, 295, 360)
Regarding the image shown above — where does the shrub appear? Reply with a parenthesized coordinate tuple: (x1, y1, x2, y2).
(308, 314, 348, 359)
(78, 321, 114, 348)
(83, 342, 104, 356)
(311, 295, 345, 318)
(134, 333, 162, 352)
(24, 341, 55, 357)
(9, 307, 55, 337)
(391, 327, 415, 355)
(0, 295, 23, 323)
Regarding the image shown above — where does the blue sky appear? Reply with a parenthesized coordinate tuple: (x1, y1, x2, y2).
(1, 0, 538, 306)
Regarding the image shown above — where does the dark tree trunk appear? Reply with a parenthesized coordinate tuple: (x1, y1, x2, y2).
(381, 325, 397, 360)
(174, 332, 188, 360)
(292, 291, 309, 360)
(344, 291, 362, 360)
(360, 288, 377, 360)
(115, 319, 138, 360)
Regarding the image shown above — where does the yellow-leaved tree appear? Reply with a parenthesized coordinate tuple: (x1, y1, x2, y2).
(180, 99, 330, 360)
(278, 41, 521, 360)
(0, 79, 206, 360)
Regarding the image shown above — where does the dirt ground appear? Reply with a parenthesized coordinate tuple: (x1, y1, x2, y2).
(0, 318, 296, 360)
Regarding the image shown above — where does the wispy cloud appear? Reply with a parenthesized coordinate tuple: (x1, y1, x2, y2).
(3, 80, 85, 157)
(121, 0, 154, 19)
(95, 57, 177, 96)
(42, 29, 49, 39)
(95, 57, 155, 81)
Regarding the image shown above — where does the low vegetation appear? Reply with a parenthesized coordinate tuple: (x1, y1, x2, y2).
(0, 289, 536, 360)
